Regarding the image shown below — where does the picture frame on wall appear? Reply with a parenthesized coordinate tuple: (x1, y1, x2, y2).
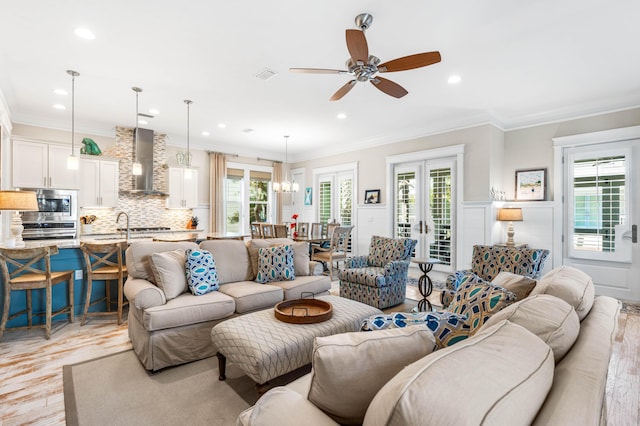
(515, 168, 547, 201)
(364, 189, 381, 204)
(304, 187, 312, 206)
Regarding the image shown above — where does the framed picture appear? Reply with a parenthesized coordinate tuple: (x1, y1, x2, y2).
(364, 189, 381, 204)
(515, 168, 547, 201)
(304, 187, 312, 206)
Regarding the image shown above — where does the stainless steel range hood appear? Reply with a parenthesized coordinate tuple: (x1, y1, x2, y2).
(131, 127, 169, 195)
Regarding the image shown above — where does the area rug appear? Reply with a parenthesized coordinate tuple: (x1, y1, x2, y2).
(63, 350, 308, 426)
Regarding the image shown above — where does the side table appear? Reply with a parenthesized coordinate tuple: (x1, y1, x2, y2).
(411, 258, 442, 312)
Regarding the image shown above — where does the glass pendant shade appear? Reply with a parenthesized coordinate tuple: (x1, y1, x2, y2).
(132, 87, 143, 176)
(183, 100, 193, 180)
(132, 161, 142, 176)
(67, 155, 79, 170)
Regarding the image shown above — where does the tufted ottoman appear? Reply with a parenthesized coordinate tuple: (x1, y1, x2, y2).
(211, 295, 382, 393)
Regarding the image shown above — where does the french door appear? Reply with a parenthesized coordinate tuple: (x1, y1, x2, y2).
(560, 137, 640, 302)
(394, 158, 455, 270)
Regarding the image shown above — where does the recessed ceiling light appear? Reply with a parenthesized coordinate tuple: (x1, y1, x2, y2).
(202, 131, 210, 136)
(149, 108, 159, 115)
(337, 113, 347, 119)
(218, 123, 226, 129)
(54, 88, 68, 96)
(138, 119, 148, 125)
(74, 27, 95, 40)
(448, 75, 462, 84)
(53, 104, 66, 110)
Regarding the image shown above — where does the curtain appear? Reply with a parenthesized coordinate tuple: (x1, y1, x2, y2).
(273, 162, 283, 223)
(209, 152, 227, 232)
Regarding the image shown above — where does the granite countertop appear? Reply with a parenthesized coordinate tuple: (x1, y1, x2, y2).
(15, 229, 205, 249)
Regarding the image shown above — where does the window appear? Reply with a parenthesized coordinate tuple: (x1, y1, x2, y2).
(224, 163, 274, 233)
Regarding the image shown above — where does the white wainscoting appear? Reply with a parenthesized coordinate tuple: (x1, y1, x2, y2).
(355, 204, 388, 257)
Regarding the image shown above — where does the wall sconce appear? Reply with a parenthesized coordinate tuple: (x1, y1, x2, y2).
(497, 207, 523, 247)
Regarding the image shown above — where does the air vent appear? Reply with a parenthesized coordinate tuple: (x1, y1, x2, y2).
(242, 128, 254, 133)
(255, 68, 277, 80)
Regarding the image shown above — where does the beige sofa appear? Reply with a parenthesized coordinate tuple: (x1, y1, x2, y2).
(124, 238, 331, 371)
(238, 266, 620, 425)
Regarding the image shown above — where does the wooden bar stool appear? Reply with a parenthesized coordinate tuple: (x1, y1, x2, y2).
(0, 246, 74, 341)
(80, 241, 128, 325)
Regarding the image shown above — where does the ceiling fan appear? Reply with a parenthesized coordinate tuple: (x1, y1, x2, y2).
(290, 13, 441, 101)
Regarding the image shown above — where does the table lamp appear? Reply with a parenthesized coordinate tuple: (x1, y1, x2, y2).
(497, 207, 523, 247)
(0, 190, 39, 247)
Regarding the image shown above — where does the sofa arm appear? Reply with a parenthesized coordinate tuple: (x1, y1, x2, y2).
(345, 256, 368, 269)
(309, 260, 324, 276)
(237, 387, 339, 426)
(123, 277, 166, 310)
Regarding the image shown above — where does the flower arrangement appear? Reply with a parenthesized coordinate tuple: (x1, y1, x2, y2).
(80, 215, 97, 224)
(291, 214, 299, 237)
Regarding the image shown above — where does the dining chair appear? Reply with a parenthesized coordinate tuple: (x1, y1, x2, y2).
(250, 223, 263, 239)
(310, 223, 323, 238)
(274, 224, 288, 238)
(311, 225, 353, 280)
(260, 223, 275, 238)
(0, 246, 74, 341)
(327, 222, 340, 238)
(80, 241, 129, 325)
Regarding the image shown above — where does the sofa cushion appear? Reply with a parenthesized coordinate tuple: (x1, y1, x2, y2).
(142, 290, 235, 331)
(199, 239, 253, 284)
(256, 245, 296, 283)
(308, 326, 437, 425)
(186, 248, 219, 295)
(363, 320, 555, 426)
(218, 281, 283, 313)
(492, 270, 537, 301)
(361, 311, 471, 348)
(126, 241, 199, 282)
(530, 265, 595, 321)
(271, 275, 331, 300)
(149, 249, 187, 300)
(482, 294, 580, 362)
(448, 275, 517, 333)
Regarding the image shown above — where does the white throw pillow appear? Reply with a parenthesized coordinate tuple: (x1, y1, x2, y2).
(149, 249, 187, 300)
(482, 294, 580, 362)
(492, 271, 537, 301)
(308, 325, 436, 425)
(530, 265, 595, 320)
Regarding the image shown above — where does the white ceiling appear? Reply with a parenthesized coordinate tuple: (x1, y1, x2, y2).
(1, 0, 639, 162)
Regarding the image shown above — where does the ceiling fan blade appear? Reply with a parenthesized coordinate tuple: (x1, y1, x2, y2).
(378, 51, 442, 73)
(330, 80, 357, 101)
(370, 77, 408, 98)
(346, 29, 368, 63)
(290, 68, 348, 74)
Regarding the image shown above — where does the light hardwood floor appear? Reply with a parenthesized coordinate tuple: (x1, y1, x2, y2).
(0, 279, 638, 425)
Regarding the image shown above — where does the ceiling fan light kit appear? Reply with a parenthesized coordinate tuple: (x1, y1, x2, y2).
(291, 13, 441, 101)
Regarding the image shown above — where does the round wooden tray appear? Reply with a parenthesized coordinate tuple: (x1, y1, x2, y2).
(274, 299, 333, 324)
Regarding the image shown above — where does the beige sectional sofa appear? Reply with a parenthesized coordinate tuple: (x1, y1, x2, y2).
(238, 265, 620, 426)
(124, 238, 331, 371)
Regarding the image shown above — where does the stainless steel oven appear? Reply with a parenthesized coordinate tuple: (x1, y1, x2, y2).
(19, 188, 78, 240)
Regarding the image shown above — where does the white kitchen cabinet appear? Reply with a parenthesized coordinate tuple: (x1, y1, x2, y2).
(12, 139, 79, 189)
(167, 167, 198, 208)
(79, 158, 120, 208)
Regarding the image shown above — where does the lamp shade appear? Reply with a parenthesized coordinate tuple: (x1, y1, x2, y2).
(0, 191, 38, 211)
(498, 207, 523, 222)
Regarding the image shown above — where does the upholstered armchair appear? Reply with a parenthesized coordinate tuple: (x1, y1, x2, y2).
(339, 236, 417, 309)
(441, 244, 550, 307)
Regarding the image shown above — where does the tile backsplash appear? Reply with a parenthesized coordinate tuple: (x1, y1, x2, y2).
(79, 126, 193, 234)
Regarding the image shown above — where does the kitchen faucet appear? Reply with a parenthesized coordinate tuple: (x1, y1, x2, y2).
(116, 211, 130, 240)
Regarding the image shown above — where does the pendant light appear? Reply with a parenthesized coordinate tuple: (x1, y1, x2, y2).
(131, 87, 143, 176)
(66, 70, 80, 170)
(183, 99, 193, 180)
(273, 136, 299, 193)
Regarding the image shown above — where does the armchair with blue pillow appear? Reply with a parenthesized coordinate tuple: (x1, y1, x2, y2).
(441, 244, 550, 307)
(338, 235, 417, 309)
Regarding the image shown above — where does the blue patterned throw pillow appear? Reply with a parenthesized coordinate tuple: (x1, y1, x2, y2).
(256, 245, 295, 284)
(185, 248, 219, 296)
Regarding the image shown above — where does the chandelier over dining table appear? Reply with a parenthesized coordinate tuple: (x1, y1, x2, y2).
(273, 135, 299, 193)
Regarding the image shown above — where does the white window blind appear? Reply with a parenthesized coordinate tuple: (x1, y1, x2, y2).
(572, 155, 625, 253)
(429, 167, 452, 264)
(318, 181, 332, 223)
(395, 171, 416, 238)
